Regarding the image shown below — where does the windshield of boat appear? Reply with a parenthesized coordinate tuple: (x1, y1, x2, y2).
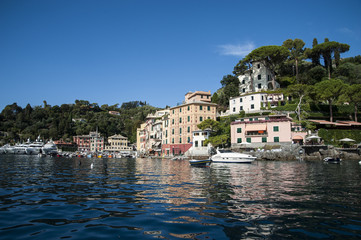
(218, 150, 233, 153)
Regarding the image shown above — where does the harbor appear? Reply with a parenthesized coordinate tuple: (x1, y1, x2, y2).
(0, 154, 360, 239)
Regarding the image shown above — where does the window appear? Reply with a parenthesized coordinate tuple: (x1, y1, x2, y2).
(172, 119, 174, 124)
(172, 138, 174, 144)
(200, 106, 203, 110)
(268, 75, 271, 81)
(179, 138, 182, 143)
(207, 106, 210, 111)
(251, 104, 254, 109)
(165, 130, 168, 137)
(180, 108, 182, 113)
(187, 106, 190, 111)
(273, 126, 279, 132)
(258, 74, 261, 80)
(242, 88, 246, 93)
(247, 138, 251, 143)
(257, 64, 260, 69)
(242, 80, 245, 84)
(240, 106, 243, 111)
(187, 127, 190, 133)
(179, 128, 182, 134)
(200, 117, 203, 122)
(233, 107, 236, 112)
(187, 137, 190, 143)
(251, 96, 254, 100)
(262, 137, 267, 143)
(274, 137, 279, 142)
(258, 83, 262, 89)
(179, 118, 182, 123)
(188, 116, 190, 122)
(237, 128, 242, 133)
(237, 138, 242, 143)
(240, 98, 243, 102)
(172, 110, 174, 114)
(172, 129, 174, 134)
(195, 141, 198, 147)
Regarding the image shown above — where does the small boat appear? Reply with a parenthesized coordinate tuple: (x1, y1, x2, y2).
(323, 157, 342, 163)
(211, 148, 256, 163)
(189, 159, 212, 167)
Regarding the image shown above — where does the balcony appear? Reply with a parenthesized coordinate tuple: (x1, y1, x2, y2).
(245, 131, 268, 137)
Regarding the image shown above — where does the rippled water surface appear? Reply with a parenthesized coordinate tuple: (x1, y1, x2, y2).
(1, 155, 361, 239)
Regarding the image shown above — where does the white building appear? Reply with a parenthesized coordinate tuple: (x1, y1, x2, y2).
(229, 92, 285, 114)
(185, 129, 212, 157)
(238, 61, 280, 94)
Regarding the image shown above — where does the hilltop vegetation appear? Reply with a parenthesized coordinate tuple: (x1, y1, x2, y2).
(0, 100, 159, 144)
(1, 37, 361, 146)
(212, 38, 361, 123)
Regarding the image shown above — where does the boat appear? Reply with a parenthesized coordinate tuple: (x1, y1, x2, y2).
(42, 140, 58, 155)
(211, 149, 256, 163)
(323, 157, 342, 163)
(25, 136, 44, 155)
(189, 159, 212, 167)
(4, 144, 15, 154)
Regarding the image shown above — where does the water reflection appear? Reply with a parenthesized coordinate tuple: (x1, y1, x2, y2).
(0, 155, 361, 239)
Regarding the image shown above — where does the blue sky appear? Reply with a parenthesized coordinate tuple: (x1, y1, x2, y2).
(1, 0, 360, 111)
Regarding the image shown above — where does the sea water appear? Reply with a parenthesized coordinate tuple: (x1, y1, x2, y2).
(0, 155, 360, 239)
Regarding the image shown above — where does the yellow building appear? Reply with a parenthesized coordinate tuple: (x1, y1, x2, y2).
(104, 134, 132, 152)
(162, 91, 217, 156)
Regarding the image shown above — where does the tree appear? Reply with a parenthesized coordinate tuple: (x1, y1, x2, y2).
(313, 40, 350, 79)
(314, 79, 347, 122)
(286, 84, 309, 121)
(219, 75, 240, 107)
(342, 84, 361, 121)
(245, 45, 289, 89)
(197, 119, 220, 133)
(282, 39, 306, 82)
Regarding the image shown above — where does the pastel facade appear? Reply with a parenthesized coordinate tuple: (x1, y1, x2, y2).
(161, 91, 217, 156)
(104, 134, 132, 152)
(229, 92, 285, 114)
(73, 131, 104, 152)
(136, 109, 169, 155)
(230, 115, 307, 147)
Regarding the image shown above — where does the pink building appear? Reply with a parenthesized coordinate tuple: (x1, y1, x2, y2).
(230, 115, 307, 147)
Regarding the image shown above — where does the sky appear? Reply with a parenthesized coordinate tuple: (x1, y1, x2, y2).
(1, 0, 360, 111)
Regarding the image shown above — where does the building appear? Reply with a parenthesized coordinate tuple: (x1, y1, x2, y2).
(136, 109, 170, 155)
(186, 129, 212, 156)
(230, 115, 307, 148)
(238, 61, 280, 94)
(104, 134, 132, 152)
(229, 92, 285, 114)
(73, 131, 104, 152)
(161, 91, 217, 156)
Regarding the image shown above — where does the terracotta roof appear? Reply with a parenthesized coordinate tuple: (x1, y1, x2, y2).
(309, 120, 350, 126)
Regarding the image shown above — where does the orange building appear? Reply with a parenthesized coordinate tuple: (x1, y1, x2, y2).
(162, 91, 217, 156)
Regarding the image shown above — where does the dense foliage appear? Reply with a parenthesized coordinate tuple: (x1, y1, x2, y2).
(0, 100, 159, 144)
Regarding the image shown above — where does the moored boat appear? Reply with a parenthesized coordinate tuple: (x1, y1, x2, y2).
(189, 159, 212, 167)
(42, 140, 58, 155)
(323, 157, 342, 163)
(25, 136, 44, 155)
(211, 149, 256, 163)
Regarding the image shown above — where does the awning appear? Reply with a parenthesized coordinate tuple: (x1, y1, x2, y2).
(292, 135, 303, 140)
(246, 124, 267, 131)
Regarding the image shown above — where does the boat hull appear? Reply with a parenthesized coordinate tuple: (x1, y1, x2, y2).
(189, 159, 211, 166)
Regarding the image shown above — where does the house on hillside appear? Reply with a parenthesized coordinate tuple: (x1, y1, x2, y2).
(230, 115, 307, 148)
(238, 61, 280, 93)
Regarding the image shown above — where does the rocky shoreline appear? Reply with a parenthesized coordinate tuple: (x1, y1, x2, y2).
(238, 145, 361, 161)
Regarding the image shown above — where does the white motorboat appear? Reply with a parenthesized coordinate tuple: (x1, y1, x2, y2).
(42, 140, 58, 155)
(211, 149, 256, 163)
(25, 136, 44, 155)
(4, 144, 15, 154)
(14, 143, 28, 154)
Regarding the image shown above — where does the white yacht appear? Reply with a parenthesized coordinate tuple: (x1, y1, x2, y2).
(25, 136, 44, 155)
(42, 140, 58, 155)
(211, 149, 256, 163)
(4, 144, 15, 154)
(14, 139, 32, 154)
